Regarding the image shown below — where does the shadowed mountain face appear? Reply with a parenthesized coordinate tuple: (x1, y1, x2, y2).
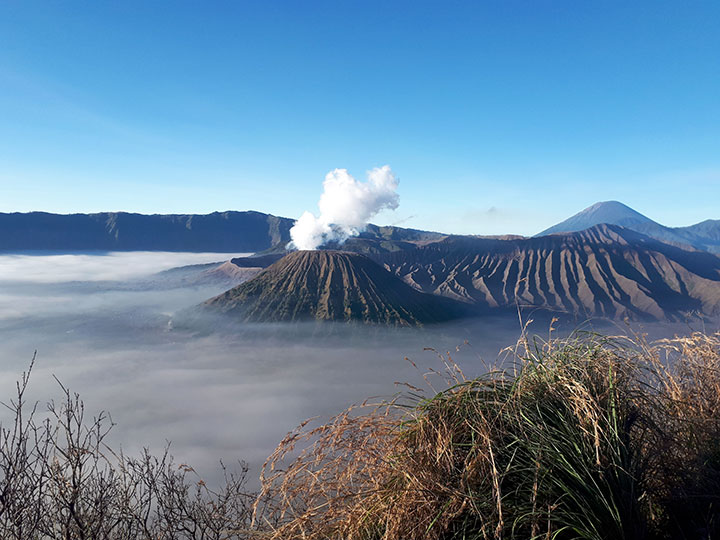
(204, 250, 467, 325)
(674, 220, 720, 253)
(0, 211, 294, 252)
(379, 224, 720, 321)
(538, 201, 720, 253)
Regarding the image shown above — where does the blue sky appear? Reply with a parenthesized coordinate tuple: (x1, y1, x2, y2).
(1, 1, 718, 235)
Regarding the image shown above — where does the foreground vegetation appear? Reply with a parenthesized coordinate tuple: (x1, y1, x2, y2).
(2, 330, 720, 539)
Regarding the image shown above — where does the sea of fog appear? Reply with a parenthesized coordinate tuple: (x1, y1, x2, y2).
(0, 251, 709, 488)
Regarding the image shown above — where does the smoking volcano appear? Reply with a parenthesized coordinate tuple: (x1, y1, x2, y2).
(204, 250, 466, 325)
(289, 166, 400, 250)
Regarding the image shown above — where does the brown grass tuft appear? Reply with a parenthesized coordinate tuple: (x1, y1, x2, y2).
(255, 330, 720, 540)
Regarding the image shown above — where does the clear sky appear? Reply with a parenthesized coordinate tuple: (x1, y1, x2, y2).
(1, 1, 718, 236)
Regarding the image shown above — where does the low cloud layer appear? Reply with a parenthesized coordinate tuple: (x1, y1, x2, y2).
(289, 166, 400, 250)
(0, 252, 247, 283)
(0, 252, 529, 488)
(0, 252, 688, 489)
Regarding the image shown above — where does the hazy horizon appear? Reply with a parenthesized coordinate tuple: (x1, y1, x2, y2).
(0, 197, 717, 241)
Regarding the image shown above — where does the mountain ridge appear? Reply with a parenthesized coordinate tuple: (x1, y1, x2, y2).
(0, 211, 445, 253)
(0, 211, 294, 252)
(3, 204, 718, 254)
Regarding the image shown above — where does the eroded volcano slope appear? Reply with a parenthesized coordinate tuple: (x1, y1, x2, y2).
(205, 250, 467, 325)
(381, 225, 720, 320)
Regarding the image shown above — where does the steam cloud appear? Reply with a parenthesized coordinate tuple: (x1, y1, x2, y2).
(289, 165, 400, 250)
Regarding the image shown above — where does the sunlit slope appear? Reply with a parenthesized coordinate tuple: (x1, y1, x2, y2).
(205, 250, 467, 325)
(382, 224, 720, 320)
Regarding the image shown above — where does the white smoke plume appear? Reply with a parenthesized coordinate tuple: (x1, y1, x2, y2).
(289, 165, 400, 250)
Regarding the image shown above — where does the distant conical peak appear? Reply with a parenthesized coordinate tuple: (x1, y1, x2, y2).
(534, 202, 720, 253)
(537, 201, 656, 237)
(586, 200, 628, 209)
(578, 200, 649, 217)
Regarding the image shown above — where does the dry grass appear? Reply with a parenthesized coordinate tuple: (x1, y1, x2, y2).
(3, 330, 720, 538)
(254, 330, 720, 540)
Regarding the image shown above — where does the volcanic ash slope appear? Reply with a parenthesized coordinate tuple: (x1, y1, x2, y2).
(204, 250, 467, 326)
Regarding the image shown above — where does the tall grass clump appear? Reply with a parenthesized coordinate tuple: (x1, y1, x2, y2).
(256, 330, 720, 540)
